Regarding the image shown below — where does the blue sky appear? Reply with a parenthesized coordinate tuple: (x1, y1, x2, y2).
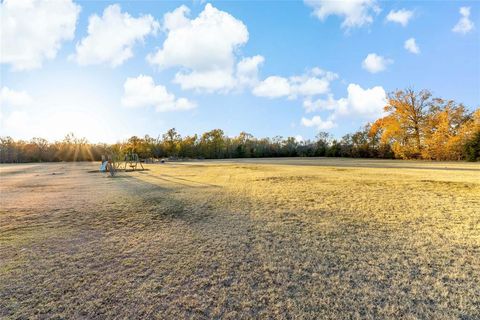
(1, 0, 478, 143)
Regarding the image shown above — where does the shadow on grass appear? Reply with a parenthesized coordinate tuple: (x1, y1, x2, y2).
(111, 172, 217, 224)
(86, 168, 151, 173)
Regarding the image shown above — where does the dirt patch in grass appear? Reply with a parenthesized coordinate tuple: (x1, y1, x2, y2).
(255, 175, 320, 183)
(419, 179, 478, 188)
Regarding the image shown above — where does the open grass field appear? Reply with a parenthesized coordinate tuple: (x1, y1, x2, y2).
(1, 158, 479, 319)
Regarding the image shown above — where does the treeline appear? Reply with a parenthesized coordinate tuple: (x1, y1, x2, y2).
(1, 89, 479, 163)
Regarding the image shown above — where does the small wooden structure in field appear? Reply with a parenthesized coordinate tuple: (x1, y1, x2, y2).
(100, 152, 145, 176)
(120, 152, 145, 171)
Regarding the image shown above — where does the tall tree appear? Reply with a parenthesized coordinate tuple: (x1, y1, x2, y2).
(459, 109, 480, 161)
(423, 99, 469, 160)
(200, 129, 225, 159)
(371, 88, 432, 159)
(162, 128, 181, 157)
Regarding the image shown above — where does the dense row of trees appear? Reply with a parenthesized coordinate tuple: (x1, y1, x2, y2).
(1, 89, 479, 163)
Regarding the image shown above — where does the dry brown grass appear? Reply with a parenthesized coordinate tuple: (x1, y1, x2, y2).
(1, 158, 479, 319)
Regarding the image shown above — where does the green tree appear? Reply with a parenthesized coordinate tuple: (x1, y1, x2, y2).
(162, 128, 181, 157)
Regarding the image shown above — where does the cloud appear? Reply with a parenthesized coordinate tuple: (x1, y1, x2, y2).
(148, 4, 254, 92)
(252, 76, 291, 98)
(386, 9, 413, 26)
(303, 94, 338, 113)
(171, 55, 264, 92)
(301, 115, 336, 130)
(121, 75, 196, 112)
(173, 70, 236, 92)
(149, 4, 247, 70)
(304, 0, 380, 29)
(0, 87, 33, 108)
(304, 83, 387, 121)
(72, 4, 159, 67)
(404, 38, 420, 54)
(253, 68, 338, 99)
(362, 53, 393, 73)
(452, 7, 474, 34)
(163, 5, 191, 31)
(341, 83, 386, 118)
(236, 55, 265, 88)
(0, 0, 80, 71)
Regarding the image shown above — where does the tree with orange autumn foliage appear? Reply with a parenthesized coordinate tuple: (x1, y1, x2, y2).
(370, 89, 431, 159)
(423, 99, 470, 160)
(371, 88, 479, 160)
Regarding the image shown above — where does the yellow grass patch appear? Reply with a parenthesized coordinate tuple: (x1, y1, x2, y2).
(1, 159, 479, 318)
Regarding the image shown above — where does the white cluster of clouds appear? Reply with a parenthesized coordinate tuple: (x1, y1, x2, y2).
(301, 115, 336, 131)
(0, 87, 33, 109)
(337, 84, 387, 118)
(0, 1, 476, 137)
(404, 38, 420, 54)
(300, 83, 386, 131)
(452, 7, 474, 34)
(236, 55, 265, 88)
(298, 77, 387, 131)
(148, 4, 248, 72)
(304, 0, 380, 29)
(147, 4, 262, 93)
(303, 94, 338, 113)
(71, 4, 159, 67)
(362, 53, 393, 73)
(305, 2, 473, 36)
(303, 84, 386, 118)
(0, 0, 80, 71)
(253, 68, 338, 99)
(121, 75, 196, 112)
(386, 9, 414, 27)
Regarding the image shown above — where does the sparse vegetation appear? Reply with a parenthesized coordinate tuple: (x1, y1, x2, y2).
(1, 158, 479, 318)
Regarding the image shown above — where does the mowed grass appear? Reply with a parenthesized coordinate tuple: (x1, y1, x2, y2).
(0, 159, 479, 319)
